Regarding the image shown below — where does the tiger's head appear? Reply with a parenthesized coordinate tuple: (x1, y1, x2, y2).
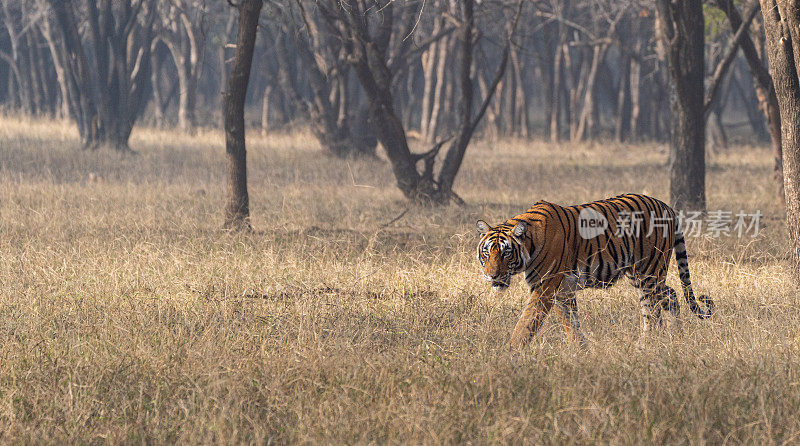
(476, 220, 530, 292)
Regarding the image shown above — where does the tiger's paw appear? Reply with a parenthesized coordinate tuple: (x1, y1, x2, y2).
(509, 331, 531, 350)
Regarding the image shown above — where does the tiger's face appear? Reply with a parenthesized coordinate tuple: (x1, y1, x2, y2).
(476, 220, 528, 292)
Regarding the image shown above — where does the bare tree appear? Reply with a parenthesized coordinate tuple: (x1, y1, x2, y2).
(275, 1, 377, 158)
(149, 40, 177, 127)
(714, 0, 784, 199)
(45, 0, 157, 151)
(655, 0, 706, 212)
(703, 1, 760, 153)
(313, 0, 520, 204)
(572, 8, 625, 142)
(1, 0, 59, 116)
(423, 12, 450, 143)
(758, 0, 800, 282)
(156, 0, 208, 133)
(44, 0, 100, 147)
(654, 0, 760, 211)
(438, 0, 523, 197)
(223, 0, 262, 230)
(0, 1, 33, 113)
(419, 12, 445, 141)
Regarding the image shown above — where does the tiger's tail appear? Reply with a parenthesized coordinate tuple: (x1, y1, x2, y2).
(674, 230, 714, 319)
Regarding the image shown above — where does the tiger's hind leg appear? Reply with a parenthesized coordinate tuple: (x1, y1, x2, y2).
(631, 275, 663, 334)
(656, 284, 682, 333)
(553, 280, 587, 347)
(632, 275, 681, 335)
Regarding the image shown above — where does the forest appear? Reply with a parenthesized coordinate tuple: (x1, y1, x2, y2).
(3, 0, 800, 443)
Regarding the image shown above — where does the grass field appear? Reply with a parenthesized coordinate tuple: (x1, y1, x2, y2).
(1, 115, 799, 443)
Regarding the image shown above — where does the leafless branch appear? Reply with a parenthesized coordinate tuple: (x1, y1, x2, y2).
(704, 0, 761, 116)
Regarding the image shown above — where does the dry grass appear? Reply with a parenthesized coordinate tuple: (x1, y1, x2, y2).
(0, 114, 798, 444)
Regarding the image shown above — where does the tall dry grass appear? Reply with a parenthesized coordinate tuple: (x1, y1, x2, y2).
(0, 115, 798, 443)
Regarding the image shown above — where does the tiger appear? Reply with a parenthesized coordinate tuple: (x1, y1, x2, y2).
(476, 193, 714, 348)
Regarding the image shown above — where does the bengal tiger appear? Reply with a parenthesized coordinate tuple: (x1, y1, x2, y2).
(476, 193, 714, 348)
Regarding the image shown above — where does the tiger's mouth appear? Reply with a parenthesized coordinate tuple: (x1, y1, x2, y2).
(491, 281, 509, 291)
(488, 275, 510, 291)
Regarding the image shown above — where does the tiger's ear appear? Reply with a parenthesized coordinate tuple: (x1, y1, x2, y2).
(476, 220, 492, 235)
(512, 221, 528, 238)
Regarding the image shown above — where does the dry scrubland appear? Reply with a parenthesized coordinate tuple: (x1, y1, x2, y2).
(0, 115, 798, 444)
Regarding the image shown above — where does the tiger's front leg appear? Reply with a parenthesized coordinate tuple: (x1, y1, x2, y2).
(510, 277, 562, 349)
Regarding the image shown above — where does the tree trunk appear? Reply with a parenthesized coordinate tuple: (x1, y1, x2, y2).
(510, 45, 529, 138)
(566, 46, 586, 140)
(707, 107, 729, 153)
(402, 67, 417, 129)
(491, 76, 504, 139)
(419, 29, 438, 139)
(38, 14, 71, 119)
(442, 49, 457, 136)
(1, 2, 32, 114)
(629, 39, 643, 141)
(315, 0, 518, 203)
(46, 0, 153, 151)
(531, 26, 556, 140)
(24, 30, 44, 115)
(426, 33, 449, 142)
(438, 0, 476, 193)
(656, 0, 706, 212)
(477, 68, 499, 141)
(732, 67, 769, 140)
(503, 57, 516, 136)
(288, 10, 370, 159)
(438, 0, 517, 196)
(293, 41, 349, 156)
(45, 0, 100, 148)
(261, 84, 271, 136)
(759, 0, 800, 281)
(223, 0, 263, 231)
(575, 43, 609, 141)
(164, 10, 204, 133)
(550, 39, 565, 142)
(615, 53, 632, 142)
(150, 42, 168, 127)
(175, 53, 192, 131)
(352, 103, 378, 157)
(181, 13, 203, 132)
(218, 10, 236, 114)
